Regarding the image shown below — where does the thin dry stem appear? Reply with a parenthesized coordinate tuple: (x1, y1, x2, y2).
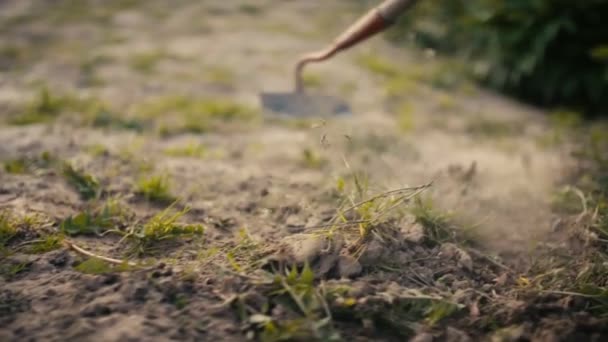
(63, 239, 138, 267)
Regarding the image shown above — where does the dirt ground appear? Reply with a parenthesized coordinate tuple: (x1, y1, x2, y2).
(1, 1, 608, 341)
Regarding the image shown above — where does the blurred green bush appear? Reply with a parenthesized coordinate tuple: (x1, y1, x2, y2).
(387, 0, 608, 115)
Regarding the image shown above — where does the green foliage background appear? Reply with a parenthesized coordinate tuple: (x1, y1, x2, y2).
(387, 0, 608, 115)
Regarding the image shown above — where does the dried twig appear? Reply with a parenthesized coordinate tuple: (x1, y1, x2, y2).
(63, 239, 138, 267)
(13, 239, 45, 251)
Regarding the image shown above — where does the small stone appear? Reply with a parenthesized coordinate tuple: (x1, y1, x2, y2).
(439, 243, 459, 258)
(337, 255, 362, 278)
(358, 239, 386, 265)
(317, 253, 340, 276)
(440, 243, 473, 271)
(132, 286, 148, 302)
(48, 250, 70, 268)
(285, 215, 305, 228)
(283, 234, 326, 263)
(401, 222, 425, 244)
(458, 251, 473, 272)
(282, 234, 342, 264)
(81, 303, 112, 317)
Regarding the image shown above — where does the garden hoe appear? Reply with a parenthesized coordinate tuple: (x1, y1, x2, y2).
(259, 0, 417, 117)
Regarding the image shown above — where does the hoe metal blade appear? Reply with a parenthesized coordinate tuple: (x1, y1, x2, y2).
(260, 92, 351, 117)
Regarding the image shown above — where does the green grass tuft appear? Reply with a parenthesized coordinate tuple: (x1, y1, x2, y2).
(238, 4, 263, 15)
(135, 95, 258, 135)
(3, 158, 27, 174)
(125, 204, 205, 255)
(245, 263, 341, 342)
(27, 235, 63, 254)
(164, 142, 207, 158)
(0, 212, 17, 247)
(62, 162, 100, 200)
(86, 143, 109, 157)
(466, 117, 523, 139)
(301, 148, 326, 169)
(136, 174, 175, 203)
(89, 108, 144, 132)
(61, 212, 109, 236)
(3, 152, 57, 174)
(73, 257, 130, 274)
(10, 87, 100, 125)
(75, 257, 112, 274)
(0, 262, 29, 280)
(410, 197, 454, 244)
(205, 65, 236, 88)
(128, 51, 166, 73)
(61, 198, 133, 236)
(11, 88, 68, 125)
(396, 103, 414, 132)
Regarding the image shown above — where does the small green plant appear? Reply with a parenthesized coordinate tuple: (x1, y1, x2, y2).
(164, 142, 207, 158)
(62, 162, 100, 200)
(246, 263, 341, 342)
(27, 234, 63, 254)
(86, 143, 109, 156)
(466, 117, 522, 139)
(396, 103, 414, 132)
(10, 87, 100, 125)
(384, 76, 416, 99)
(134, 95, 258, 135)
(61, 212, 108, 236)
(79, 54, 112, 86)
(0, 262, 28, 280)
(338, 289, 461, 338)
(301, 148, 326, 169)
(550, 109, 583, 130)
(205, 65, 236, 88)
(426, 62, 467, 90)
(222, 227, 263, 273)
(74, 257, 112, 274)
(3, 158, 27, 174)
(410, 197, 453, 244)
(324, 173, 434, 249)
(128, 51, 165, 73)
(3, 152, 57, 174)
(238, 4, 262, 15)
(124, 204, 205, 255)
(10, 88, 67, 125)
(436, 93, 458, 111)
(61, 198, 133, 236)
(0, 212, 17, 247)
(136, 174, 175, 203)
(172, 293, 189, 310)
(356, 53, 400, 78)
(89, 109, 144, 132)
